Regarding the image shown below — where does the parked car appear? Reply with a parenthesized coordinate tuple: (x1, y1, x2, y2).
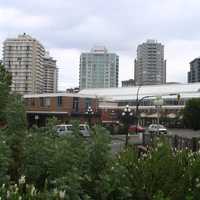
(128, 125, 145, 133)
(56, 124, 90, 137)
(148, 124, 167, 135)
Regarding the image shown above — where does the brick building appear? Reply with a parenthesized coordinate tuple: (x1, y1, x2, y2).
(24, 93, 100, 127)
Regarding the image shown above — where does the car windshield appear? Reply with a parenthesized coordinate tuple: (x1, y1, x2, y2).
(157, 125, 165, 128)
(79, 126, 85, 130)
(56, 126, 65, 131)
(80, 125, 89, 130)
(67, 126, 73, 130)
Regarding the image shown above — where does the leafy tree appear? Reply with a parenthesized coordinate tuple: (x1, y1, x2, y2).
(183, 98, 200, 130)
(5, 95, 27, 182)
(24, 118, 58, 189)
(0, 63, 12, 123)
(0, 129, 10, 184)
(82, 125, 111, 199)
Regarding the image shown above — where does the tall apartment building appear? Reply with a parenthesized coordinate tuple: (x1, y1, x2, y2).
(188, 58, 200, 83)
(134, 39, 166, 85)
(121, 79, 135, 87)
(79, 46, 119, 89)
(44, 51, 58, 93)
(3, 33, 45, 94)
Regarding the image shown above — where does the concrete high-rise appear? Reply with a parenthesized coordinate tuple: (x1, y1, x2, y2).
(134, 39, 166, 85)
(3, 33, 45, 94)
(44, 51, 58, 93)
(188, 58, 200, 83)
(79, 46, 119, 89)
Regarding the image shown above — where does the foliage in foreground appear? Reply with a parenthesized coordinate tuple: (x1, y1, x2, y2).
(183, 98, 200, 130)
(1, 116, 200, 199)
(1, 88, 200, 199)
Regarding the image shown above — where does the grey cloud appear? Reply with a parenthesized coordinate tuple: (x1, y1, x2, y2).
(2, 0, 200, 52)
(1, 0, 200, 88)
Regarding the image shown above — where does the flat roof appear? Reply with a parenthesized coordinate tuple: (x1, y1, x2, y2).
(79, 83, 200, 101)
(23, 83, 200, 101)
(24, 93, 96, 98)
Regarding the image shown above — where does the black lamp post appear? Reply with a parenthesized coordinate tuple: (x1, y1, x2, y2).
(35, 115, 39, 127)
(122, 105, 133, 147)
(85, 106, 94, 127)
(135, 85, 156, 134)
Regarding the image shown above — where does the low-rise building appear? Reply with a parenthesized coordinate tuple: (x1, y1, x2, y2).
(24, 83, 200, 128)
(24, 93, 99, 127)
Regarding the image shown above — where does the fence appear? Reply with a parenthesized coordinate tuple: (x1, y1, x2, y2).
(142, 133, 200, 152)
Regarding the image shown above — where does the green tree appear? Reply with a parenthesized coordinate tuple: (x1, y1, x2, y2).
(183, 98, 200, 130)
(0, 63, 12, 123)
(5, 95, 27, 182)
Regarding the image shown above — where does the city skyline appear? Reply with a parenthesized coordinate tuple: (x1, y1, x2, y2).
(1, 0, 200, 90)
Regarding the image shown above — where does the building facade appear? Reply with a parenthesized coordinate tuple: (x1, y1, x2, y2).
(43, 51, 58, 93)
(79, 46, 119, 90)
(188, 58, 200, 83)
(24, 83, 200, 128)
(134, 39, 166, 86)
(24, 93, 99, 127)
(3, 33, 45, 94)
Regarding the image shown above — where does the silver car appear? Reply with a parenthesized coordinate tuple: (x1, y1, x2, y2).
(148, 124, 167, 135)
(56, 124, 90, 137)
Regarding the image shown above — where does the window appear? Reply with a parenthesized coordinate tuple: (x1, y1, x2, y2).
(40, 98, 44, 107)
(31, 99, 35, 106)
(25, 84, 28, 92)
(57, 96, 62, 107)
(45, 97, 50, 107)
(73, 97, 79, 112)
(85, 98, 92, 110)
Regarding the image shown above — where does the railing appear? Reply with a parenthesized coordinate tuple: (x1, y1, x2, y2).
(142, 133, 200, 152)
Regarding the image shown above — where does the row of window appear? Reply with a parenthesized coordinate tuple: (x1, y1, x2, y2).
(7, 46, 31, 50)
(118, 99, 185, 107)
(26, 97, 93, 111)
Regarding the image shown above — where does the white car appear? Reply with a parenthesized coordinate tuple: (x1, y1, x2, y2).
(56, 124, 90, 137)
(148, 124, 167, 135)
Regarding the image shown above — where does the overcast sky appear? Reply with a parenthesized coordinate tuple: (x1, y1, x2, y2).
(1, 0, 200, 90)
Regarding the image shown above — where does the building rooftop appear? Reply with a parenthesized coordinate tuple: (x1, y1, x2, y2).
(24, 83, 200, 102)
(79, 83, 200, 101)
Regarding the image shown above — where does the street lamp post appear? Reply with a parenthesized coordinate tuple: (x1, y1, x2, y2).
(135, 86, 142, 134)
(135, 91, 179, 134)
(135, 85, 155, 134)
(85, 106, 94, 127)
(154, 96, 164, 134)
(35, 115, 39, 127)
(122, 105, 133, 147)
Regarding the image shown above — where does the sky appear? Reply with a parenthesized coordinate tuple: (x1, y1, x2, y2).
(1, 0, 200, 90)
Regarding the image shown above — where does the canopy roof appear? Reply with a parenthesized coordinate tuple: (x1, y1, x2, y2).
(79, 83, 200, 101)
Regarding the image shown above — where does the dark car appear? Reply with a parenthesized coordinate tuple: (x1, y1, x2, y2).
(128, 125, 145, 133)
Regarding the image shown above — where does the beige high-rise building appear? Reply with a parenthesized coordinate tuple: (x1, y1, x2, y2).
(3, 33, 45, 94)
(43, 51, 58, 93)
(134, 39, 166, 86)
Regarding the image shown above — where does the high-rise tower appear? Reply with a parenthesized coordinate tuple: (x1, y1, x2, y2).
(134, 39, 166, 85)
(3, 33, 45, 94)
(43, 51, 58, 93)
(79, 46, 119, 89)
